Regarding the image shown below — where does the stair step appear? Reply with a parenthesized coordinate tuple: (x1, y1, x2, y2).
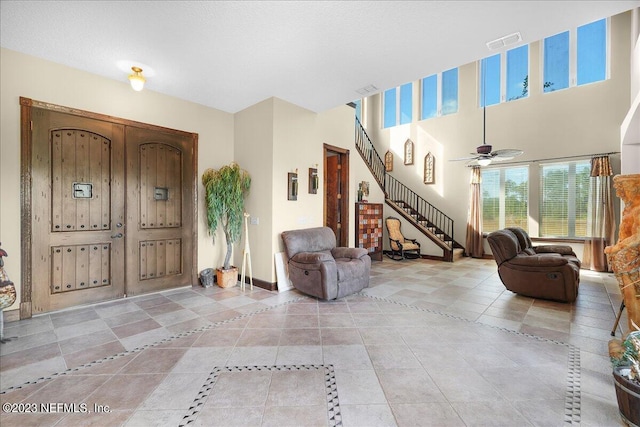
(452, 248, 465, 262)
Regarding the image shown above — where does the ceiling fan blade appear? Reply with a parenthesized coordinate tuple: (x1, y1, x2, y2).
(491, 149, 524, 160)
(449, 155, 479, 162)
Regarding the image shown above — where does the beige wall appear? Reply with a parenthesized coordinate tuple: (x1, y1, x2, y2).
(233, 98, 276, 283)
(364, 11, 632, 256)
(237, 98, 383, 284)
(0, 48, 234, 311)
(315, 105, 386, 250)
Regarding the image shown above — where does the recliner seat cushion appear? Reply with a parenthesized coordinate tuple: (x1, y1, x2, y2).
(335, 258, 366, 282)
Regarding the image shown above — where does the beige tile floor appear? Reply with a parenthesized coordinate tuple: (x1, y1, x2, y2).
(0, 257, 627, 426)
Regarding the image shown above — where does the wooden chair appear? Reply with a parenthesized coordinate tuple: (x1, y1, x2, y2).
(385, 217, 421, 260)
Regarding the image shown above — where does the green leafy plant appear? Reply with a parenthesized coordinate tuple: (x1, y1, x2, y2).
(610, 329, 640, 384)
(201, 162, 251, 271)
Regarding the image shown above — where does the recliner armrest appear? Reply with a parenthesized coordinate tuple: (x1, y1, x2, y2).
(290, 252, 335, 264)
(534, 245, 576, 256)
(331, 247, 369, 259)
(509, 253, 568, 267)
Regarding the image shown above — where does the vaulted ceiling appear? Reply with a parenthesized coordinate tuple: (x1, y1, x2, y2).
(2, 1, 638, 113)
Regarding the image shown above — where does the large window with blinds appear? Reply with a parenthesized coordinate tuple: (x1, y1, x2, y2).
(481, 166, 529, 232)
(539, 161, 590, 237)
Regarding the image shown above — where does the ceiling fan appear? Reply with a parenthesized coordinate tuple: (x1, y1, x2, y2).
(449, 58, 524, 167)
(450, 143, 524, 166)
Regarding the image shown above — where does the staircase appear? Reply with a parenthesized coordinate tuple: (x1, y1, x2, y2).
(354, 118, 464, 262)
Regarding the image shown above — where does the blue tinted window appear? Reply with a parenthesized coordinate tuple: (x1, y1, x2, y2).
(383, 88, 396, 128)
(480, 54, 500, 107)
(544, 31, 569, 92)
(442, 68, 458, 115)
(421, 75, 437, 120)
(506, 45, 528, 101)
(399, 83, 412, 124)
(578, 19, 606, 85)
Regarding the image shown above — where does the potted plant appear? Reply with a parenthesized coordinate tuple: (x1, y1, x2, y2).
(609, 327, 640, 426)
(202, 162, 251, 288)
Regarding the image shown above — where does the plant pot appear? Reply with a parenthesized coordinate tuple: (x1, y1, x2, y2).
(216, 266, 238, 288)
(613, 367, 640, 427)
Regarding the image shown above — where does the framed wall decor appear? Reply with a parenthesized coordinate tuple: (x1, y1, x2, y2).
(424, 152, 435, 184)
(287, 171, 298, 200)
(404, 139, 414, 165)
(308, 166, 318, 194)
(384, 150, 393, 172)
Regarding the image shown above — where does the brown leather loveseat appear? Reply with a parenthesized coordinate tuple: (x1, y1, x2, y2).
(281, 227, 371, 300)
(487, 228, 580, 302)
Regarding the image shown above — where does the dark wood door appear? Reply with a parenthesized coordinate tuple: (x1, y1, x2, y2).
(30, 109, 126, 313)
(124, 126, 196, 296)
(324, 144, 349, 247)
(25, 101, 197, 315)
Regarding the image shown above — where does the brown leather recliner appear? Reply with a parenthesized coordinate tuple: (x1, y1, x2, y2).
(281, 227, 371, 300)
(487, 229, 580, 303)
(506, 227, 582, 268)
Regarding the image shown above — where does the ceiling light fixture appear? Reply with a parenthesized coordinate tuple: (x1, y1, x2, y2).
(477, 158, 492, 166)
(128, 66, 146, 91)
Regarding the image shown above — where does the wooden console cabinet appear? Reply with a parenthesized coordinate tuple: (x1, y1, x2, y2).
(355, 202, 383, 261)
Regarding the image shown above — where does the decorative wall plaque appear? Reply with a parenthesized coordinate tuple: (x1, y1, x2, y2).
(404, 139, 414, 165)
(384, 151, 393, 172)
(424, 152, 435, 184)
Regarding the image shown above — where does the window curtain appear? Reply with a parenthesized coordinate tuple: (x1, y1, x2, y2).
(583, 155, 615, 272)
(465, 166, 484, 258)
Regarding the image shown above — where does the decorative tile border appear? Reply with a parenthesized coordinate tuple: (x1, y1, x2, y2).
(564, 345, 581, 425)
(0, 295, 309, 394)
(1, 288, 583, 426)
(178, 364, 341, 427)
(360, 292, 582, 425)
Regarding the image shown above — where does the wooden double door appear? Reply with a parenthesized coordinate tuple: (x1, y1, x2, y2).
(22, 99, 197, 316)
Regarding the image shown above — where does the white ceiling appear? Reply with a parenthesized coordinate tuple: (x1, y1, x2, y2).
(2, 1, 638, 114)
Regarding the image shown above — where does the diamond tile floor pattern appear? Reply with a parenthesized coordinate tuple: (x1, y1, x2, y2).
(0, 257, 627, 426)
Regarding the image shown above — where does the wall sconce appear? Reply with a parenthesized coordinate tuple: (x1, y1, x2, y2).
(128, 66, 146, 91)
(309, 165, 319, 194)
(288, 169, 298, 201)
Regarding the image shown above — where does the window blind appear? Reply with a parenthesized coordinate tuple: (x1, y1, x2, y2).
(539, 161, 590, 237)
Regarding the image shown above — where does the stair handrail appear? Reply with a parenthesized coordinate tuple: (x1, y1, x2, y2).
(355, 117, 386, 192)
(354, 117, 455, 249)
(385, 175, 454, 248)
